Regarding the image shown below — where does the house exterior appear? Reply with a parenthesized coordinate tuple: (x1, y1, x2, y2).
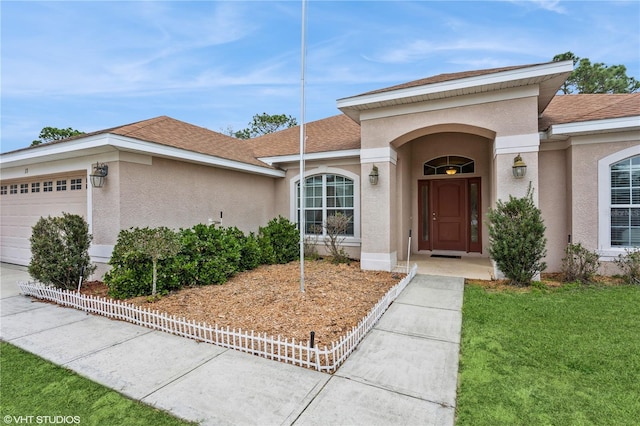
(1, 60, 639, 278)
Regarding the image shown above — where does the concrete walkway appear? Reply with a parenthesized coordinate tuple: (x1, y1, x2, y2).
(1, 264, 462, 425)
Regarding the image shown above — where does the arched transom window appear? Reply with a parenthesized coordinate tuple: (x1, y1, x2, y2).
(424, 156, 475, 176)
(296, 174, 355, 236)
(610, 155, 640, 247)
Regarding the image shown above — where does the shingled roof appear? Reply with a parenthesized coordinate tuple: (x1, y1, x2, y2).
(355, 63, 545, 97)
(539, 93, 640, 131)
(245, 114, 361, 158)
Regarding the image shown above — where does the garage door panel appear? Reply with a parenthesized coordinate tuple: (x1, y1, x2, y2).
(1, 173, 87, 266)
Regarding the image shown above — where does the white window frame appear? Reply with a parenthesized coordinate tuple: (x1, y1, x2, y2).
(598, 145, 640, 259)
(290, 167, 361, 245)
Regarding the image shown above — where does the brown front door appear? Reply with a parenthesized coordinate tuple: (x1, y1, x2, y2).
(418, 179, 474, 252)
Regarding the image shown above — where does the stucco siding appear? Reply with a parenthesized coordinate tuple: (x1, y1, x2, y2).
(570, 138, 639, 252)
(360, 95, 538, 151)
(117, 157, 277, 235)
(539, 149, 568, 272)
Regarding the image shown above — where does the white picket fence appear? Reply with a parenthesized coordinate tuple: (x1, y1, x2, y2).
(18, 264, 417, 373)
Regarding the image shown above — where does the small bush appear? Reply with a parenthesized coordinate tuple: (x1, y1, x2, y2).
(225, 227, 262, 272)
(104, 227, 182, 299)
(614, 249, 640, 285)
(324, 213, 351, 264)
(303, 228, 321, 261)
(487, 184, 547, 286)
(561, 243, 600, 283)
(258, 216, 299, 264)
(29, 213, 96, 290)
(177, 224, 242, 286)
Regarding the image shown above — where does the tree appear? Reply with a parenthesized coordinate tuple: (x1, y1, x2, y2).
(133, 227, 181, 297)
(233, 113, 297, 139)
(32, 126, 84, 146)
(553, 51, 640, 94)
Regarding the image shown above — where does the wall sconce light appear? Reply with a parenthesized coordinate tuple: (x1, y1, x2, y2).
(445, 166, 457, 175)
(512, 154, 527, 179)
(90, 162, 109, 188)
(369, 165, 379, 185)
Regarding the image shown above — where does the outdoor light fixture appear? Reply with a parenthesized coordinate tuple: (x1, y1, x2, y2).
(512, 154, 527, 179)
(90, 162, 109, 188)
(445, 166, 457, 175)
(369, 165, 379, 185)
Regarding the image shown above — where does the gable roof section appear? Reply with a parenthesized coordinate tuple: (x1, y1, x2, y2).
(245, 114, 361, 160)
(0, 116, 287, 177)
(539, 94, 640, 129)
(337, 61, 574, 122)
(69, 116, 270, 168)
(540, 93, 640, 138)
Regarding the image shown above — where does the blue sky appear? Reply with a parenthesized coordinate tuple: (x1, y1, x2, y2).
(2, 1, 639, 153)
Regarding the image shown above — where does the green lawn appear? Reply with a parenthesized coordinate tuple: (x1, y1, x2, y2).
(0, 342, 194, 426)
(456, 283, 640, 425)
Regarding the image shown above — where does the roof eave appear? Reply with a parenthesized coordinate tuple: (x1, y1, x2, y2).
(338, 61, 574, 123)
(543, 116, 640, 140)
(0, 134, 285, 178)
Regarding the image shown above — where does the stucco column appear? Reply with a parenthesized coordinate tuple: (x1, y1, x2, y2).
(493, 133, 541, 279)
(493, 134, 540, 204)
(360, 147, 397, 271)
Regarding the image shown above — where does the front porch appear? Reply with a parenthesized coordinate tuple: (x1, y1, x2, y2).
(399, 254, 493, 280)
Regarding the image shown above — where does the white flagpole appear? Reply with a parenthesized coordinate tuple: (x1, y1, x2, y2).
(299, 0, 307, 293)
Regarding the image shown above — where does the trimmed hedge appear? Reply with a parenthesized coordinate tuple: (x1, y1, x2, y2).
(104, 217, 299, 299)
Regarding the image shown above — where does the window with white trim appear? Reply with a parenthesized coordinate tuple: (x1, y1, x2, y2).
(43, 181, 53, 192)
(0, 186, 7, 195)
(610, 155, 640, 247)
(10, 184, 17, 194)
(31, 182, 40, 193)
(296, 174, 355, 236)
(56, 180, 67, 191)
(20, 183, 28, 194)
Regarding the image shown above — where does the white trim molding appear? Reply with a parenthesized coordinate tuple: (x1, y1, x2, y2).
(259, 149, 360, 166)
(360, 251, 397, 272)
(597, 145, 640, 256)
(494, 133, 540, 155)
(360, 147, 398, 165)
(89, 244, 115, 264)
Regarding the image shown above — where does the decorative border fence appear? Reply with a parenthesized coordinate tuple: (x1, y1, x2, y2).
(18, 264, 417, 374)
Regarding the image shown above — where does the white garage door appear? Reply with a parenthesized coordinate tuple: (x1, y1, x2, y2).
(0, 172, 87, 266)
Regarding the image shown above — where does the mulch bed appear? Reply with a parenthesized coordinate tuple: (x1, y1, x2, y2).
(80, 260, 403, 348)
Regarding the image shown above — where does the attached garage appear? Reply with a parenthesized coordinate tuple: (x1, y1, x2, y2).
(0, 171, 87, 266)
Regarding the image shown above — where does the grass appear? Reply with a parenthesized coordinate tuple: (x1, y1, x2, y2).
(456, 282, 640, 425)
(0, 342, 194, 426)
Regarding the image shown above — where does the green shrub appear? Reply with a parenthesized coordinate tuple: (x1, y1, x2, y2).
(177, 224, 242, 286)
(487, 184, 547, 286)
(614, 248, 640, 285)
(104, 227, 182, 299)
(29, 213, 96, 290)
(561, 243, 600, 283)
(258, 216, 299, 264)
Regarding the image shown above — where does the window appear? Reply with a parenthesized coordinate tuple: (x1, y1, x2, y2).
(20, 183, 29, 194)
(0, 186, 7, 195)
(424, 156, 474, 176)
(31, 182, 40, 193)
(56, 180, 67, 191)
(43, 181, 53, 192)
(70, 178, 82, 190)
(610, 156, 640, 247)
(10, 184, 17, 194)
(296, 174, 355, 236)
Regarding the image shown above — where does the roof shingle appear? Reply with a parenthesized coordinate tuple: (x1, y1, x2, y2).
(539, 93, 640, 131)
